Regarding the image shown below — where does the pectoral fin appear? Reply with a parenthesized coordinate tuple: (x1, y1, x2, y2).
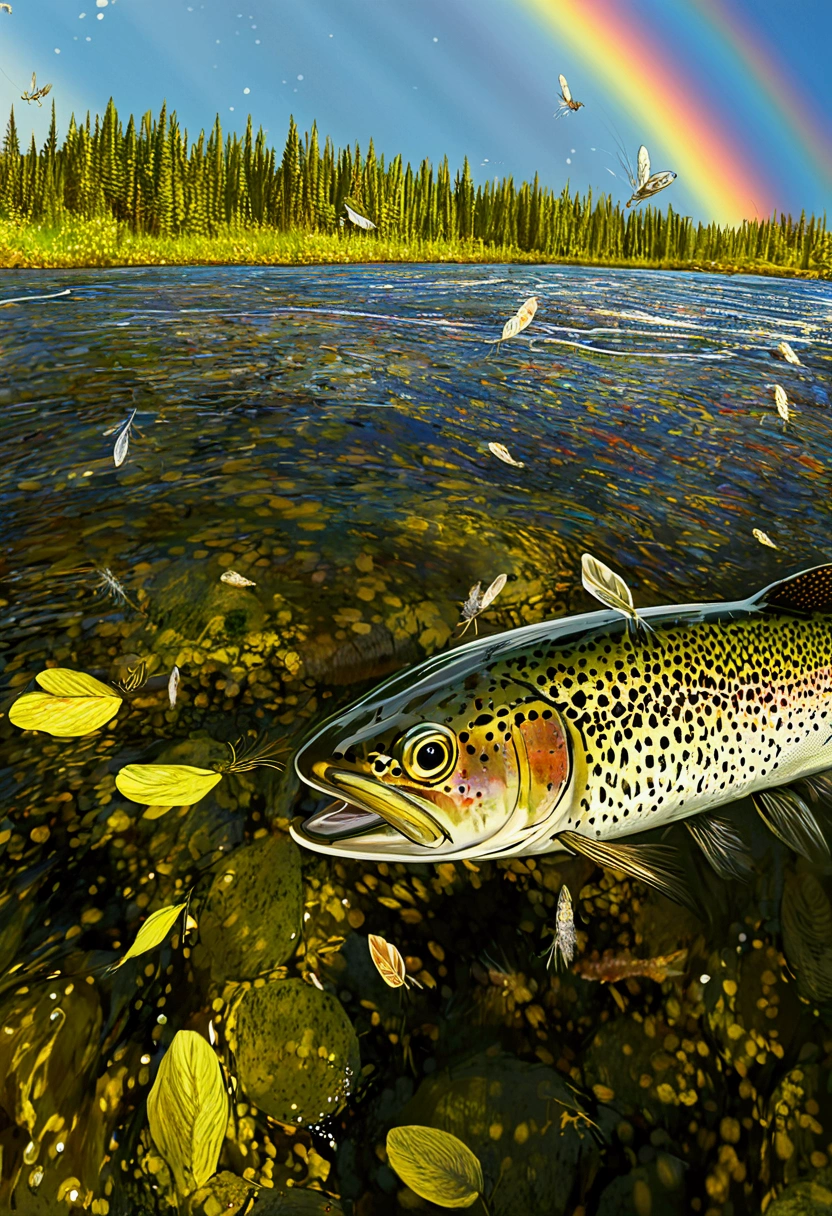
(557, 829, 697, 911)
(753, 786, 830, 865)
(685, 814, 753, 881)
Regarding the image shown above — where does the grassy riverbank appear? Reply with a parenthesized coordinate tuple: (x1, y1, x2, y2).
(0, 216, 827, 277)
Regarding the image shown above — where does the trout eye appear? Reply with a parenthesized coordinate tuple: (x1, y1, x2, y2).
(400, 724, 457, 784)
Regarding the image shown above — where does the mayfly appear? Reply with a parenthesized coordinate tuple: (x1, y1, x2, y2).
(220, 570, 256, 588)
(21, 72, 52, 107)
(344, 202, 377, 231)
(623, 144, 676, 209)
(492, 296, 539, 350)
(775, 340, 802, 366)
(544, 885, 577, 969)
(112, 408, 136, 468)
(488, 441, 525, 468)
(555, 73, 584, 118)
(773, 383, 790, 423)
(96, 567, 142, 614)
(753, 528, 778, 550)
(457, 573, 507, 637)
(581, 552, 653, 638)
(168, 665, 180, 708)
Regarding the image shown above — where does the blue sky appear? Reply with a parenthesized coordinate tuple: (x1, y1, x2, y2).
(0, 0, 830, 225)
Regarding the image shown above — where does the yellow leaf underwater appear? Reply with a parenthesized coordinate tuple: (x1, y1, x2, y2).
(386, 1125, 483, 1209)
(116, 764, 222, 806)
(9, 691, 122, 737)
(147, 1029, 227, 1196)
(35, 669, 119, 698)
(9, 668, 123, 736)
(114, 901, 187, 969)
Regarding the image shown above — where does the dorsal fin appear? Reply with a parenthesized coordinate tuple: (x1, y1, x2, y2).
(752, 564, 832, 614)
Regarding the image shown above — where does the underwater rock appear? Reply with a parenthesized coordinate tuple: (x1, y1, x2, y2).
(196, 832, 303, 984)
(583, 1015, 698, 1128)
(765, 1166, 832, 1213)
(188, 1169, 343, 1214)
(394, 1051, 592, 1216)
(782, 865, 832, 1003)
(300, 622, 420, 685)
(595, 1158, 687, 1216)
(234, 979, 360, 1125)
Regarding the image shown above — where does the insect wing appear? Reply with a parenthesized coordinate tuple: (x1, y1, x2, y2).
(752, 528, 777, 549)
(501, 313, 521, 341)
(40, 83, 52, 98)
(220, 570, 256, 587)
(168, 665, 180, 708)
(581, 552, 636, 618)
(480, 573, 507, 610)
(113, 410, 135, 467)
(644, 171, 676, 198)
(514, 296, 538, 335)
(558, 73, 572, 102)
(30, 72, 36, 93)
(774, 384, 790, 421)
(777, 340, 801, 365)
(637, 145, 650, 189)
(487, 441, 524, 468)
(344, 202, 377, 231)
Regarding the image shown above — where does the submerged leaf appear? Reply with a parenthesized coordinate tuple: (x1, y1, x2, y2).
(35, 668, 119, 698)
(147, 1029, 227, 1196)
(9, 690, 122, 736)
(116, 763, 222, 806)
(115, 901, 187, 969)
(386, 1125, 483, 1209)
(368, 934, 408, 988)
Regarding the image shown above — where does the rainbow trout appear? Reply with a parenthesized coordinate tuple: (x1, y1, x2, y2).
(291, 564, 832, 899)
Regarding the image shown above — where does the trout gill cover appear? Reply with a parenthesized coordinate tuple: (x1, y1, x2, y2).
(292, 564, 832, 895)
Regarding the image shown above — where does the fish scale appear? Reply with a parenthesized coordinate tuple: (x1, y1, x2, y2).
(292, 564, 832, 896)
(520, 612, 832, 839)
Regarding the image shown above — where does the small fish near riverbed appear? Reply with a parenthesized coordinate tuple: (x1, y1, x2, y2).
(293, 562, 832, 905)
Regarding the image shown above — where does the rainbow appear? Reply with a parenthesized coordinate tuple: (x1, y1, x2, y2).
(522, 0, 781, 225)
(691, 0, 832, 188)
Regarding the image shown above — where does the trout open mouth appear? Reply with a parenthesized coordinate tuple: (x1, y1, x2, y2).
(294, 763, 451, 850)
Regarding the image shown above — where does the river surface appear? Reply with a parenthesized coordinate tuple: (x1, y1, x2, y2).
(1, 264, 832, 1216)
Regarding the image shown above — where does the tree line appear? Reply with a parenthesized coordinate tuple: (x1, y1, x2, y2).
(0, 98, 828, 271)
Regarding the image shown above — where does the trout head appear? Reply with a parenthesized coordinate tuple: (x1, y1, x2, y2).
(292, 653, 572, 861)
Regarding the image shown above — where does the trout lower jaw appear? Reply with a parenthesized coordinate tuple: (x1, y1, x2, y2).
(300, 763, 451, 850)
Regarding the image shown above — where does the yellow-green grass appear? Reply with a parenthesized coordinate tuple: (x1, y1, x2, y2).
(0, 216, 826, 278)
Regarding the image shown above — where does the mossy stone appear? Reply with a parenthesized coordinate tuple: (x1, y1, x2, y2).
(198, 833, 302, 983)
(397, 1051, 591, 1216)
(234, 979, 359, 1126)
